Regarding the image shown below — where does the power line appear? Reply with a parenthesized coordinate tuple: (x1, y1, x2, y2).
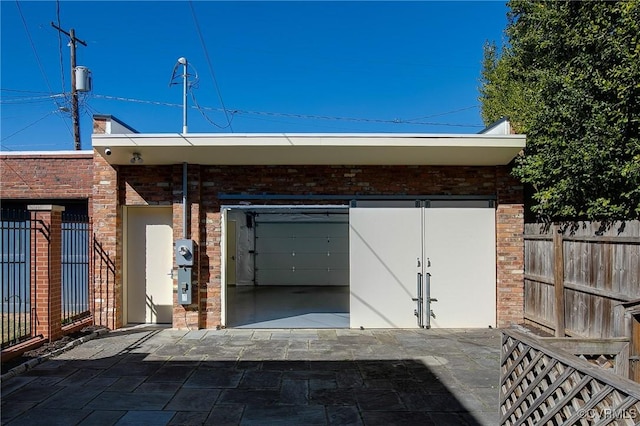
(406, 105, 480, 122)
(55, 0, 68, 104)
(1, 88, 52, 95)
(223, 106, 482, 127)
(15, 1, 56, 100)
(190, 91, 234, 129)
(1, 93, 67, 104)
(1, 110, 57, 142)
(93, 94, 183, 108)
(239, 113, 376, 132)
(91, 93, 483, 128)
(50, 22, 87, 150)
(188, 0, 233, 131)
(82, 97, 102, 118)
(14, 1, 74, 141)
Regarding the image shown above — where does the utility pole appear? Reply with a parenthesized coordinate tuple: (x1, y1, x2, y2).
(51, 23, 87, 150)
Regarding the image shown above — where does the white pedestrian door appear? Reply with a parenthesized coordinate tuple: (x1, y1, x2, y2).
(349, 204, 496, 329)
(349, 208, 422, 328)
(126, 207, 173, 324)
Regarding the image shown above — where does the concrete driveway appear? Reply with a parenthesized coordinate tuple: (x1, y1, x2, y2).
(1, 327, 500, 425)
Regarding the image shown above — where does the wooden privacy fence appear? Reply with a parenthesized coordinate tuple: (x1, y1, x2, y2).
(501, 329, 640, 425)
(524, 221, 640, 338)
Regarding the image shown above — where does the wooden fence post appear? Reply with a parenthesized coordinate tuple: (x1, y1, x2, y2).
(553, 224, 565, 337)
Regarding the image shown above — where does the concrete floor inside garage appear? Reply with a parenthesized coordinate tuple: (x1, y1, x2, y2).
(225, 285, 350, 328)
(224, 206, 350, 329)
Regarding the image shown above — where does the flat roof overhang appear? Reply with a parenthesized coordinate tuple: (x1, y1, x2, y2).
(91, 133, 525, 166)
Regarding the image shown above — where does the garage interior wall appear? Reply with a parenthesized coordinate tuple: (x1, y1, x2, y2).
(226, 210, 254, 286)
(225, 209, 349, 287)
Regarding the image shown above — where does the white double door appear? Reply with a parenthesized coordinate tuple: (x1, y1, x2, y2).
(349, 206, 496, 329)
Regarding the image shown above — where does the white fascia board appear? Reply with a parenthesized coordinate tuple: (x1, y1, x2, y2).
(93, 133, 525, 148)
(91, 133, 526, 166)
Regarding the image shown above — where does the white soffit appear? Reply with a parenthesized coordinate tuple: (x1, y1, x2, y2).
(92, 133, 526, 166)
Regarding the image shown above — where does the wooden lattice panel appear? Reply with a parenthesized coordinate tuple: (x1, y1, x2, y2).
(501, 331, 640, 425)
(578, 354, 616, 371)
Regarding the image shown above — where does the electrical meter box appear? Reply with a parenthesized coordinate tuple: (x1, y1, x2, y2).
(175, 239, 194, 266)
(175, 239, 195, 305)
(177, 267, 192, 305)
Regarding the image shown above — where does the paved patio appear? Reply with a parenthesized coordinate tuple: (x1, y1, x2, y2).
(1, 327, 501, 425)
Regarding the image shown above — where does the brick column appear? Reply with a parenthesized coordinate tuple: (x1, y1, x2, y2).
(495, 166, 525, 327)
(92, 153, 121, 330)
(29, 205, 64, 342)
(172, 164, 202, 329)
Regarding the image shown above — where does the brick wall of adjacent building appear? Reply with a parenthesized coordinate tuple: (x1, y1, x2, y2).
(91, 163, 524, 329)
(1, 153, 93, 201)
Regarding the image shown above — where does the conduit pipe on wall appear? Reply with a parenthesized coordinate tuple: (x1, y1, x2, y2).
(183, 162, 187, 238)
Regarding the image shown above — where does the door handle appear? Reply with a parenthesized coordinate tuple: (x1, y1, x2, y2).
(415, 272, 423, 327)
(425, 272, 432, 328)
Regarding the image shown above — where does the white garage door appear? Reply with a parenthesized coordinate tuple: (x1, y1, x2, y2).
(424, 208, 496, 328)
(349, 204, 496, 329)
(349, 208, 423, 328)
(255, 222, 349, 286)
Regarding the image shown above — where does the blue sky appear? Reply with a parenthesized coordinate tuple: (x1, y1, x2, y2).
(1, 1, 509, 151)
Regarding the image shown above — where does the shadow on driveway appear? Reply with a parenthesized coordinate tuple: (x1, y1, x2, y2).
(1, 327, 499, 425)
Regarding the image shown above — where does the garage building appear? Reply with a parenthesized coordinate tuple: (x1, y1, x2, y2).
(91, 115, 525, 331)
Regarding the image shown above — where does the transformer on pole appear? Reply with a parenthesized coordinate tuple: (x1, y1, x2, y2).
(51, 22, 89, 150)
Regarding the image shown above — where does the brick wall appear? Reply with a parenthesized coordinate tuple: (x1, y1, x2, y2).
(496, 166, 525, 327)
(92, 154, 121, 329)
(1, 153, 93, 201)
(121, 165, 173, 206)
(92, 162, 525, 329)
(202, 166, 497, 200)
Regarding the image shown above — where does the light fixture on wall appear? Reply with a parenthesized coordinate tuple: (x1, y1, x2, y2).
(130, 152, 143, 164)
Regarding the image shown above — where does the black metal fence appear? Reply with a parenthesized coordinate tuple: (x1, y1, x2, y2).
(62, 214, 91, 324)
(1, 210, 35, 349)
(93, 236, 115, 329)
(1, 209, 92, 349)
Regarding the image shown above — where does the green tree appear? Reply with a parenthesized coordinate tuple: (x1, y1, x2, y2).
(480, 0, 640, 221)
